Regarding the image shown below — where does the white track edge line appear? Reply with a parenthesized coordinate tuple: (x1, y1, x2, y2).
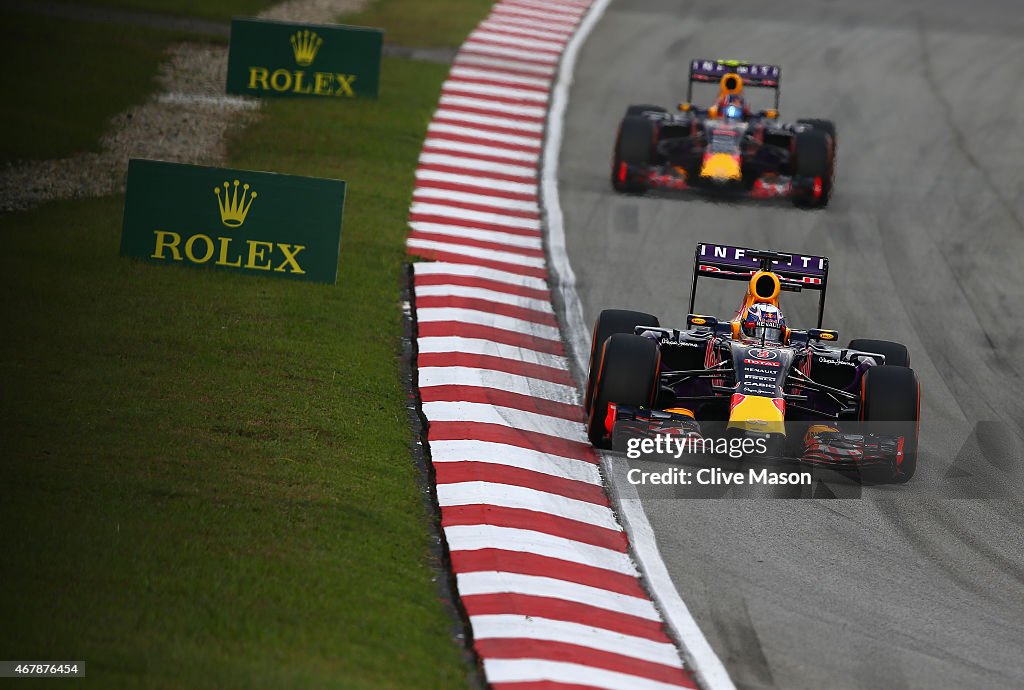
(539, 1, 737, 689)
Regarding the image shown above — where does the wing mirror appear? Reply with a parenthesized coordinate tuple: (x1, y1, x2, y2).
(808, 328, 839, 342)
(687, 314, 731, 336)
(687, 314, 716, 329)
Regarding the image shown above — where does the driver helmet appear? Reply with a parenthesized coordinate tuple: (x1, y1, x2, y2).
(718, 94, 747, 122)
(741, 303, 786, 343)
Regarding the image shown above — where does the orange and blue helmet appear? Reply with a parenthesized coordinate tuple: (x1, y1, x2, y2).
(741, 303, 786, 343)
(718, 94, 748, 121)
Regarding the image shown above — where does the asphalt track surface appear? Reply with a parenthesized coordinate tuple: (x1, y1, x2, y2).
(557, 1, 1024, 688)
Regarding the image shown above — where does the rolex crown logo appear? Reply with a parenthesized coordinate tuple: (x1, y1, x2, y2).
(290, 29, 323, 66)
(214, 179, 257, 228)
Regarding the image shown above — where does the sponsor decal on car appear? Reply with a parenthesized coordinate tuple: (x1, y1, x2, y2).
(816, 357, 855, 366)
(691, 60, 781, 80)
(744, 366, 781, 376)
(744, 358, 781, 367)
(698, 243, 828, 274)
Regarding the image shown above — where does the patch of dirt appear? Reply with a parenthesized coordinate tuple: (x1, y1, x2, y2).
(0, 0, 368, 212)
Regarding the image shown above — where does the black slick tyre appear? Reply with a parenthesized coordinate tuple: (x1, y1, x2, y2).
(796, 118, 837, 145)
(848, 339, 910, 368)
(587, 334, 660, 449)
(585, 309, 659, 412)
(859, 365, 920, 483)
(626, 104, 668, 117)
(792, 129, 833, 208)
(612, 116, 658, 193)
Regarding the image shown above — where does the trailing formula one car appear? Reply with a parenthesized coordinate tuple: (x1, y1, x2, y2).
(584, 243, 920, 483)
(611, 59, 836, 208)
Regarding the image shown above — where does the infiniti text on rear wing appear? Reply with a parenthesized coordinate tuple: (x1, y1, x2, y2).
(687, 59, 782, 108)
(688, 242, 830, 327)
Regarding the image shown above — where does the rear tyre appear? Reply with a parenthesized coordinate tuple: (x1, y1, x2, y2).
(848, 338, 910, 368)
(585, 309, 660, 412)
(791, 129, 834, 208)
(612, 116, 659, 193)
(859, 365, 920, 483)
(588, 334, 661, 448)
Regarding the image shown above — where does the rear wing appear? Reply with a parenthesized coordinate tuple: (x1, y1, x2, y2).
(688, 242, 830, 328)
(687, 59, 781, 109)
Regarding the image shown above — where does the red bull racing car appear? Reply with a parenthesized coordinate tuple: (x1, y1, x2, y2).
(611, 59, 836, 208)
(584, 243, 920, 483)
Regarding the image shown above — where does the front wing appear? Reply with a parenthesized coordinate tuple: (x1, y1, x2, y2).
(609, 405, 907, 473)
(621, 163, 822, 201)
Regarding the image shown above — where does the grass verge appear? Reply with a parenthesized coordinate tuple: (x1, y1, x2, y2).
(0, 10, 208, 164)
(51, 0, 277, 22)
(0, 0, 497, 686)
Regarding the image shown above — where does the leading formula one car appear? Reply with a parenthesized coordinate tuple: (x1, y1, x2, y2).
(584, 243, 920, 483)
(611, 59, 836, 208)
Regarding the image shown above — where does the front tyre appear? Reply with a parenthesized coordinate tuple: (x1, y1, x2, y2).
(859, 365, 920, 483)
(791, 129, 834, 209)
(796, 118, 837, 147)
(848, 338, 910, 368)
(612, 116, 658, 193)
(588, 334, 660, 448)
(585, 309, 660, 412)
(625, 104, 668, 117)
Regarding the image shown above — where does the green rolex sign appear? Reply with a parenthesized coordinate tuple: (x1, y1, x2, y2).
(121, 159, 346, 284)
(226, 18, 382, 99)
